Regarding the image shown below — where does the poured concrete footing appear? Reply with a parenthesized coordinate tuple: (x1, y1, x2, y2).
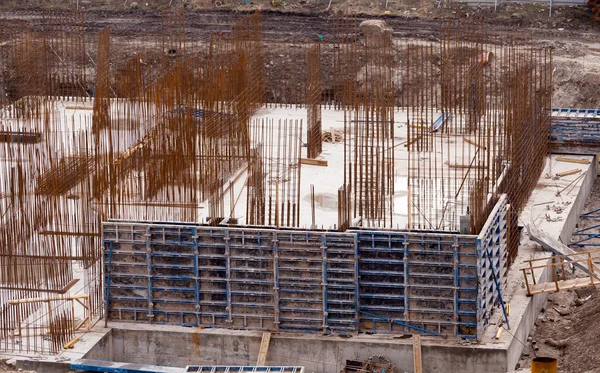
(80, 324, 508, 373)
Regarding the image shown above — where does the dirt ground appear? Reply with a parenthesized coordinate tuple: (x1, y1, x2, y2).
(0, 360, 35, 373)
(513, 178, 600, 373)
(516, 285, 600, 373)
(1, 1, 599, 107)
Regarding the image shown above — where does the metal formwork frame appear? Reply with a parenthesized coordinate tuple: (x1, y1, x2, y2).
(475, 195, 509, 339)
(551, 117, 600, 149)
(352, 229, 479, 339)
(103, 195, 509, 340)
(552, 108, 600, 118)
(103, 222, 358, 334)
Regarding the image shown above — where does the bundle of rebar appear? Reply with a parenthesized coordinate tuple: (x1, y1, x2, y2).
(306, 43, 322, 159)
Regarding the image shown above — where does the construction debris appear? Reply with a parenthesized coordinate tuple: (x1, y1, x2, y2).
(322, 128, 344, 143)
(340, 356, 396, 373)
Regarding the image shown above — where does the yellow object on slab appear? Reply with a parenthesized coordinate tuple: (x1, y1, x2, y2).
(64, 336, 79, 349)
(556, 157, 590, 165)
(556, 169, 581, 177)
(531, 357, 557, 373)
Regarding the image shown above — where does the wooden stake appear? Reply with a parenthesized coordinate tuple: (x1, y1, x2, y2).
(300, 158, 328, 167)
(256, 332, 271, 366)
(413, 334, 423, 373)
(556, 157, 590, 165)
(556, 168, 582, 177)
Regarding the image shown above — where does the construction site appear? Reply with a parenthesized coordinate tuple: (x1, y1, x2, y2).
(0, 1, 599, 373)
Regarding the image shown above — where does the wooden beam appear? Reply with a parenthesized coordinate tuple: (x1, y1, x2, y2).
(0, 278, 79, 294)
(556, 157, 590, 165)
(463, 137, 487, 150)
(495, 326, 503, 340)
(300, 158, 328, 167)
(256, 332, 271, 366)
(447, 163, 486, 169)
(39, 230, 99, 237)
(64, 336, 80, 349)
(556, 168, 582, 177)
(413, 334, 423, 373)
(8, 293, 89, 305)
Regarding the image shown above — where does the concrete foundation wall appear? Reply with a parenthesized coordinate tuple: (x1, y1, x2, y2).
(506, 267, 552, 371)
(559, 154, 597, 244)
(85, 326, 510, 373)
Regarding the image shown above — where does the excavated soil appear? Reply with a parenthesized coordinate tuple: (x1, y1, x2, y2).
(519, 179, 600, 373)
(1, 2, 599, 107)
(522, 286, 600, 373)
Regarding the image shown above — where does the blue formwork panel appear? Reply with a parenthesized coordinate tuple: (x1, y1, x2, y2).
(103, 222, 357, 335)
(103, 200, 510, 341)
(551, 117, 600, 149)
(351, 229, 479, 338)
(552, 107, 600, 118)
(476, 195, 509, 339)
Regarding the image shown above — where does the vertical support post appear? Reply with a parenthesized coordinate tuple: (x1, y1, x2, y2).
(224, 229, 232, 325)
(476, 240, 484, 340)
(104, 240, 113, 327)
(192, 227, 200, 326)
(256, 332, 272, 366)
(321, 234, 329, 334)
(413, 334, 423, 373)
(145, 226, 153, 323)
(588, 252, 595, 286)
(453, 236, 459, 337)
(353, 233, 360, 333)
(403, 233, 410, 331)
(530, 261, 537, 285)
(552, 259, 559, 292)
(272, 231, 280, 331)
(522, 269, 531, 296)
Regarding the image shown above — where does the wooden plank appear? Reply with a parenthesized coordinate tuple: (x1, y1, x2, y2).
(556, 168, 582, 177)
(463, 137, 487, 150)
(65, 106, 94, 110)
(495, 326, 503, 340)
(447, 163, 486, 169)
(256, 331, 271, 366)
(413, 334, 423, 373)
(300, 158, 328, 167)
(0, 278, 79, 294)
(529, 277, 594, 295)
(8, 294, 88, 305)
(556, 157, 591, 165)
(64, 336, 80, 349)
